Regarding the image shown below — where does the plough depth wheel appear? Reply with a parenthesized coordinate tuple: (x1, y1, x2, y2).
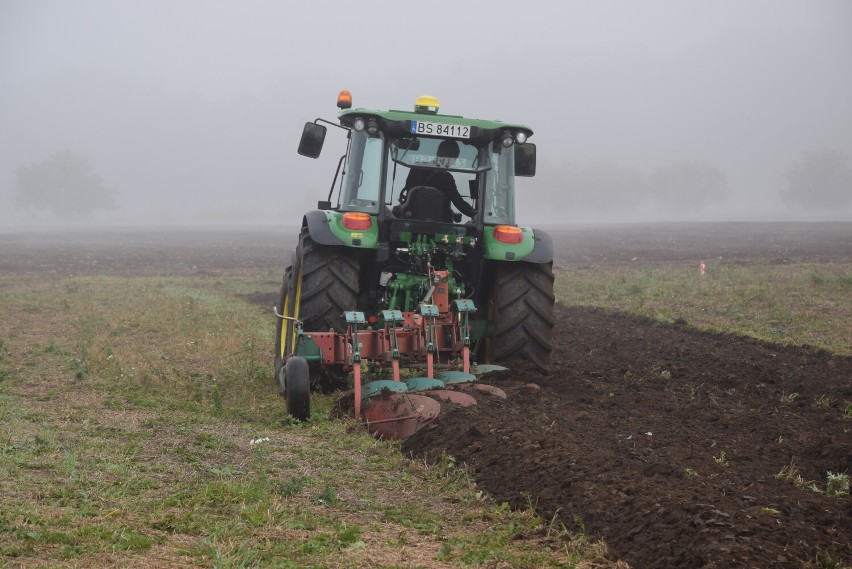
(284, 356, 310, 421)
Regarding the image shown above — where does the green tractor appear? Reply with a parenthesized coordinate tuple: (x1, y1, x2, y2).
(275, 92, 554, 438)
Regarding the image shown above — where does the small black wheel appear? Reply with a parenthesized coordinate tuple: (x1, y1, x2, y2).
(284, 356, 310, 421)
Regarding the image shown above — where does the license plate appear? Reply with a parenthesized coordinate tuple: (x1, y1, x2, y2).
(410, 120, 471, 138)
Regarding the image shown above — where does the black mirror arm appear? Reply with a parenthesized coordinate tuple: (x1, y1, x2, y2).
(315, 118, 350, 132)
(316, 117, 349, 204)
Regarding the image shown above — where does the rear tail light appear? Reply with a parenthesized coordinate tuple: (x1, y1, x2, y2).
(342, 212, 372, 230)
(493, 225, 523, 244)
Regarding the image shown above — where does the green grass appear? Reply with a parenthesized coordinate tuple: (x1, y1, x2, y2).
(555, 261, 852, 354)
(0, 272, 609, 568)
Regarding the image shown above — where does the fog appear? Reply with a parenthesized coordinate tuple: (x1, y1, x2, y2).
(1, 0, 851, 227)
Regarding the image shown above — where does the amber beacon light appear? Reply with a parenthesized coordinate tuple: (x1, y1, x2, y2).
(337, 90, 353, 109)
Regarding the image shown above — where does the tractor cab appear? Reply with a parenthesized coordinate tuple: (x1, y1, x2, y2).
(299, 93, 536, 232)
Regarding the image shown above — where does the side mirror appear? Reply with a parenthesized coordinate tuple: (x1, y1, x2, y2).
(298, 122, 327, 158)
(514, 143, 536, 177)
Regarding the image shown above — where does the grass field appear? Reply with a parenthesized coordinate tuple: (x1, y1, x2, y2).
(0, 271, 612, 568)
(555, 261, 852, 355)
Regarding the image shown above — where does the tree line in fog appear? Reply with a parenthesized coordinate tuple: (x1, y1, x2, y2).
(529, 149, 852, 219)
(10, 147, 852, 221)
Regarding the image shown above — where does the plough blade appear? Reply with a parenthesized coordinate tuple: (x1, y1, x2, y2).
(470, 383, 507, 399)
(357, 362, 512, 439)
(364, 394, 440, 440)
(424, 389, 477, 407)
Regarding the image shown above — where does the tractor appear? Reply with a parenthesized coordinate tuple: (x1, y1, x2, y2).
(274, 92, 554, 438)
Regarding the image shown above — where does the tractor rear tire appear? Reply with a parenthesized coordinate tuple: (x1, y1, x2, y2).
(297, 231, 360, 335)
(490, 261, 555, 372)
(284, 356, 310, 421)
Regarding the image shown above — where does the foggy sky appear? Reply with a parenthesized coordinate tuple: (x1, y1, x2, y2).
(1, 0, 851, 226)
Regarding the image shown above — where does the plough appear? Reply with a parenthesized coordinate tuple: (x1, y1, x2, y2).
(276, 269, 506, 440)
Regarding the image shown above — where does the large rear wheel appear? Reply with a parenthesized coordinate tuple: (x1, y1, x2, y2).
(489, 261, 555, 372)
(296, 230, 360, 336)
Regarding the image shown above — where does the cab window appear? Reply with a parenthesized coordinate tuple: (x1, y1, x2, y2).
(483, 143, 515, 225)
(340, 131, 383, 214)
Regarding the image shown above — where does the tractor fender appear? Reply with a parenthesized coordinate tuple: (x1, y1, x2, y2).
(302, 210, 342, 246)
(524, 228, 554, 264)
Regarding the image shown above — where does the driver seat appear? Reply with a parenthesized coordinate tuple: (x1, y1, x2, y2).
(397, 186, 452, 222)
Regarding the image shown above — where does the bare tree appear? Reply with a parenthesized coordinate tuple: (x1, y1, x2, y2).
(781, 149, 852, 211)
(13, 151, 117, 217)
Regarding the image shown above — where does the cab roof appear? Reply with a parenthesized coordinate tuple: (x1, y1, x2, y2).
(340, 109, 533, 136)
(337, 106, 534, 141)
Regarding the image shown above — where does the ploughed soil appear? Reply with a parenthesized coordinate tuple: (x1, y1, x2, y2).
(2, 222, 851, 568)
(403, 222, 852, 569)
(405, 308, 852, 569)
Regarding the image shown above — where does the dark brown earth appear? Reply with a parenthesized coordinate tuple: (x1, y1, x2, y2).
(2, 222, 851, 568)
(405, 309, 852, 569)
